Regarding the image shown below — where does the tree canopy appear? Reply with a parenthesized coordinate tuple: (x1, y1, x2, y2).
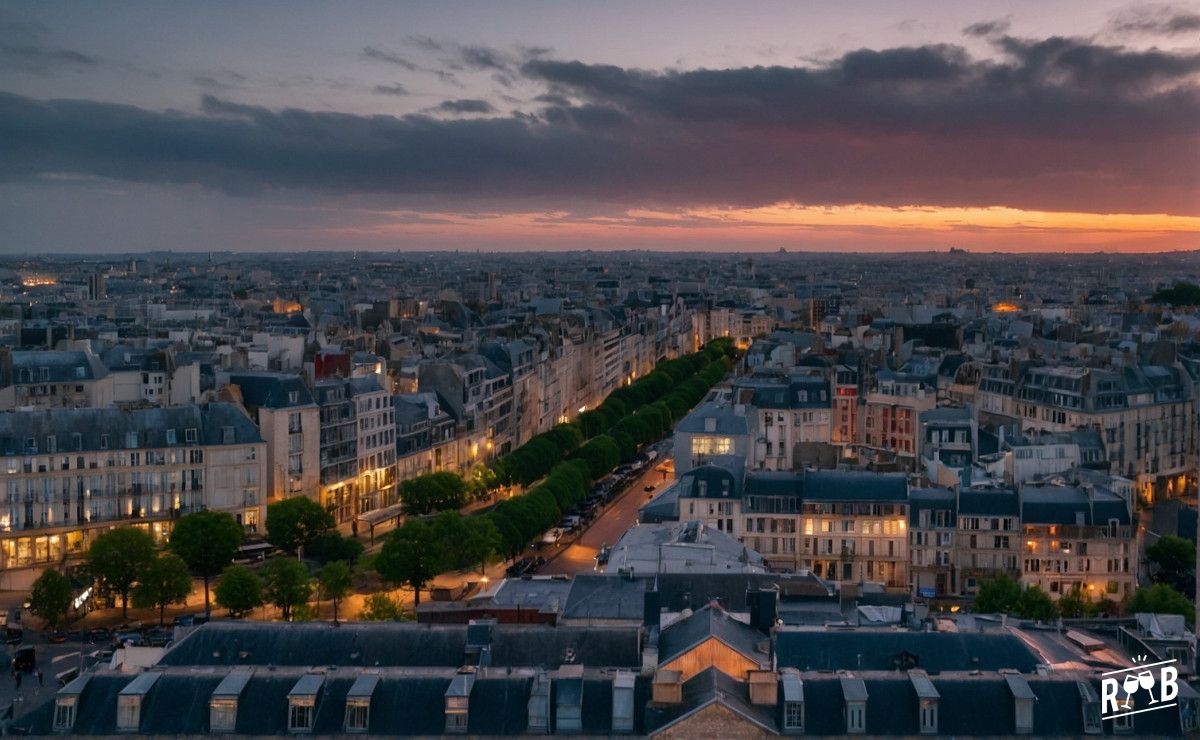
(29, 569, 73, 631)
(375, 519, 443, 607)
(214, 564, 263, 618)
(133, 553, 194, 626)
(86, 526, 157, 619)
(266, 497, 335, 555)
(261, 556, 313, 621)
(168, 510, 244, 617)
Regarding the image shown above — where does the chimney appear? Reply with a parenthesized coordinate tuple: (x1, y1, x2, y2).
(748, 587, 779, 634)
(651, 670, 683, 706)
(748, 670, 778, 706)
(642, 589, 660, 629)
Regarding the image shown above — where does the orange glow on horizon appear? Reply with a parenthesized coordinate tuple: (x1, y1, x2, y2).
(269, 201, 1200, 253)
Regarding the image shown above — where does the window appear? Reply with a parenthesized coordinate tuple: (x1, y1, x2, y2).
(166, 429, 176, 445)
(288, 702, 313, 733)
(53, 698, 76, 731)
(691, 437, 732, 456)
(847, 703, 865, 734)
(919, 701, 937, 734)
(126, 431, 138, 449)
(445, 711, 468, 733)
(210, 699, 237, 732)
(1113, 708, 1134, 733)
(117, 696, 140, 732)
(100, 434, 109, 450)
(186, 428, 198, 443)
(344, 701, 369, 733)
(784, 702, 803, 731)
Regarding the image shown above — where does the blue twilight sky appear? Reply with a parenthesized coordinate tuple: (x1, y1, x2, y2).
(0, 1, 1197, 252)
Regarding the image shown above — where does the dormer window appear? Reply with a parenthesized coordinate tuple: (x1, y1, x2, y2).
(116, 671, 161, 733)
(186, 428, 197, 443)
(1077, 681, 1101, 734)
(126, 431, 138, 449)
(612, 672, 635, 734)
(53, 696, 77, 732)
(444, 670, 475, 734)
(52, 674, 90, 734)
(840, 674, 868, 735)
(288, 391, 300, 404)
(166, 430, 176, 445)
(781, 669, 804, 734)
(344, 674, 378, 734)
(209, 670, 251, 733)
(287, 674, 323, 734)
(910, 670, 939, 735)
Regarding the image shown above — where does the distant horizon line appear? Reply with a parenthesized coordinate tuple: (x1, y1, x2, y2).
(2, 246, 1199, 259)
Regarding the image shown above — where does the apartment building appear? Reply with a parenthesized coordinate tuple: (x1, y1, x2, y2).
(223, 372, 320, 502)
(0, 350, 114, 410)
(678, 467, 909, 588)
(860, 370, 936, 469)
(908, 487, 956, 597)
(348, 375, 396, 517)
(976, 361, 1195, 503)
(1019, 483, 1137, 599)
(832, 364, 859, 449)
(733, 374, 832, 472)
(0, 403, 265, 589)
(394, 393, 459, 481)
(673, 401, 754, 477)
(954, 488, 1021, 596)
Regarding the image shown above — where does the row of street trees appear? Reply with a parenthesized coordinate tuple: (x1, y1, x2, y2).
(974, 574, 1196, 623)
(371, 339, 737, 606)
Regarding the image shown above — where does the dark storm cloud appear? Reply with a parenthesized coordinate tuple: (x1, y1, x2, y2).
(962, 18, 1012, 37)
(373, 83, 409, 96)
(0, 35, 1196, 214)
(435, 98, 495, 114)
(1, 43, 98, 73)
(1108, 3, 1200, 35)
(362, 46, 418, 70)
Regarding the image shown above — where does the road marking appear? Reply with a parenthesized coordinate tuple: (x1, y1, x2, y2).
(51, 653, 80, 664)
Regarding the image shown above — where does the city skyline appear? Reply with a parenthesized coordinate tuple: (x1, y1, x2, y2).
(1, 1, 1198, 253)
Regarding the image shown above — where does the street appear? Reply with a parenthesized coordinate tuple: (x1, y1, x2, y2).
(539, 444, 675, 575)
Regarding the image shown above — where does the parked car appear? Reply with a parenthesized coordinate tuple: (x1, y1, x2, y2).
(506, 557, 535, 578)
(12, 644, 35, 672)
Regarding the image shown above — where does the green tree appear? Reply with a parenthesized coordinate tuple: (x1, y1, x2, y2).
(1146, 535, 1196, 597)
(399, 472, 468, 515)
(133, 553, 194, 626)
(306, 531, 365, 565)
(86, 526, 156, 619)
(261, 557, 313, 621)
(974, 575, 1022, 614)
(359, 593, 405, 621)
(168, 510, 244, 618)
(1013, 585, 1058, 621)
(266, 497, 335, 556)
(29, 569, 73, 631)
(1150, 282, 1200, 306)
(1056, 585, 1097, 619)
(317, 560, 354, 625)
(1129, 583, 1196, 622)
(214, 564, 263, 618)
(376, 519, 444, 607)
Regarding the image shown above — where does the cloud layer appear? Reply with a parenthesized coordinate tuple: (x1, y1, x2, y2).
(1, 33, 1197, 216)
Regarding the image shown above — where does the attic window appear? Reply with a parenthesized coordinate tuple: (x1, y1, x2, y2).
(166, 430, 176, 445)
(210, 699, 237, 733)
(126, 431, 138, 449)
(39, 367, 49, 381)
(53, 697, 76, 732)
(74, 366, 85, 379)
(100, 434, 108, 450)
(288, 391, 300, 404)
(116, 695, 141, 732)
(72, 433, 82, 452)
(186, 428, 198, 443)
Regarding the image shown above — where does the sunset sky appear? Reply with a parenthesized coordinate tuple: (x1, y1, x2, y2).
(1, 1, 1197, 253)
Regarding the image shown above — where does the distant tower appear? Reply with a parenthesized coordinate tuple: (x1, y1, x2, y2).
(87, 271, 106, 300)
